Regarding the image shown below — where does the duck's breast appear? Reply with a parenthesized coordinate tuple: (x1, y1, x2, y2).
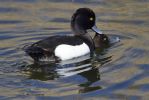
(54, 43, 90, 60)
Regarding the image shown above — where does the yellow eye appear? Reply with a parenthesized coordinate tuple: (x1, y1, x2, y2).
(90, 17, 93, 21)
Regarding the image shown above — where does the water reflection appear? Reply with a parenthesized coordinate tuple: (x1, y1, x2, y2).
(78, 68, 101, 93)
(22, 51, 112, 93)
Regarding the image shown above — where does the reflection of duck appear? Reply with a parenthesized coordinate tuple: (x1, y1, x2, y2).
(23, 63, 58, 80)
(94, 34, 110, 48)
(79, 68, 102, 93)
(25, 8, 105, 62)
(23, 60, 103, 93)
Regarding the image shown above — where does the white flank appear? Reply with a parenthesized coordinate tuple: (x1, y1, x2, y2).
(54, 43, 90, 60)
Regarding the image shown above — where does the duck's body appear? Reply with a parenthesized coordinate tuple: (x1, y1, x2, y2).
(26, 35, 94, 61)
(25, 8, 107, 62)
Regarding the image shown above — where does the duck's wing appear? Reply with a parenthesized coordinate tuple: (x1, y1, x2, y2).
(25, 36, 83, 61)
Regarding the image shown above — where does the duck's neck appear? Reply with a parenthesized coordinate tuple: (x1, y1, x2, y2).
(71, 14, 86, 35)
(71, 23, 86, 35)
(77, 33, 95, 53)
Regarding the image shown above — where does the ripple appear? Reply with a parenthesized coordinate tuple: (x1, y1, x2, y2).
(0, 0, 37, 3)
(47, 0, 85, 3)
(0, 34, 20, 40)
(0, 20, 27, 24)
(99, 19, 145, 25)
(0, 31, 14, 34)
(140, 84, 149, 92)
(0, 7, 21, 13)
(124, 48, 146, 58)
(0, 47, 18, 57)
(50, 18, 70, 23)
(138, 64, 149, 72)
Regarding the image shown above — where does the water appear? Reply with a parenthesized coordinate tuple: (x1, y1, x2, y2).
(0, 0, 149, 100)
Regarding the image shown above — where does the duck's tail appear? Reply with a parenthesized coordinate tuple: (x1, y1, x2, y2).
(25, 46, 44, 61)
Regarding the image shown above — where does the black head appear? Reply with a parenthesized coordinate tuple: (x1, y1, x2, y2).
(71, 8, 102, 35)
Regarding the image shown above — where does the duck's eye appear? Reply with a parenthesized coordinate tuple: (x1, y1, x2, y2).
(89, 17, 94, 21)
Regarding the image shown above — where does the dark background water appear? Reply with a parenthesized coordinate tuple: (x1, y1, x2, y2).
(0, 0, 149, 100)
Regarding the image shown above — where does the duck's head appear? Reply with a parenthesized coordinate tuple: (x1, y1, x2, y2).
(71, 8, 102, 36)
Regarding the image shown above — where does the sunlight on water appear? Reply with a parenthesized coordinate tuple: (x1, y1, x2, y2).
(0, 0, 149, 100)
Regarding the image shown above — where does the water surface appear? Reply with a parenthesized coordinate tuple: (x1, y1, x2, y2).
(0, 0, 149, 100)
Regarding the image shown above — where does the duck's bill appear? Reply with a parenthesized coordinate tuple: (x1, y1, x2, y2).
(92, 25, 103, 34)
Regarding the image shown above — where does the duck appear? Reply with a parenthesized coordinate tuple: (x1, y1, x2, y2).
(25, 8, 107, 62)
